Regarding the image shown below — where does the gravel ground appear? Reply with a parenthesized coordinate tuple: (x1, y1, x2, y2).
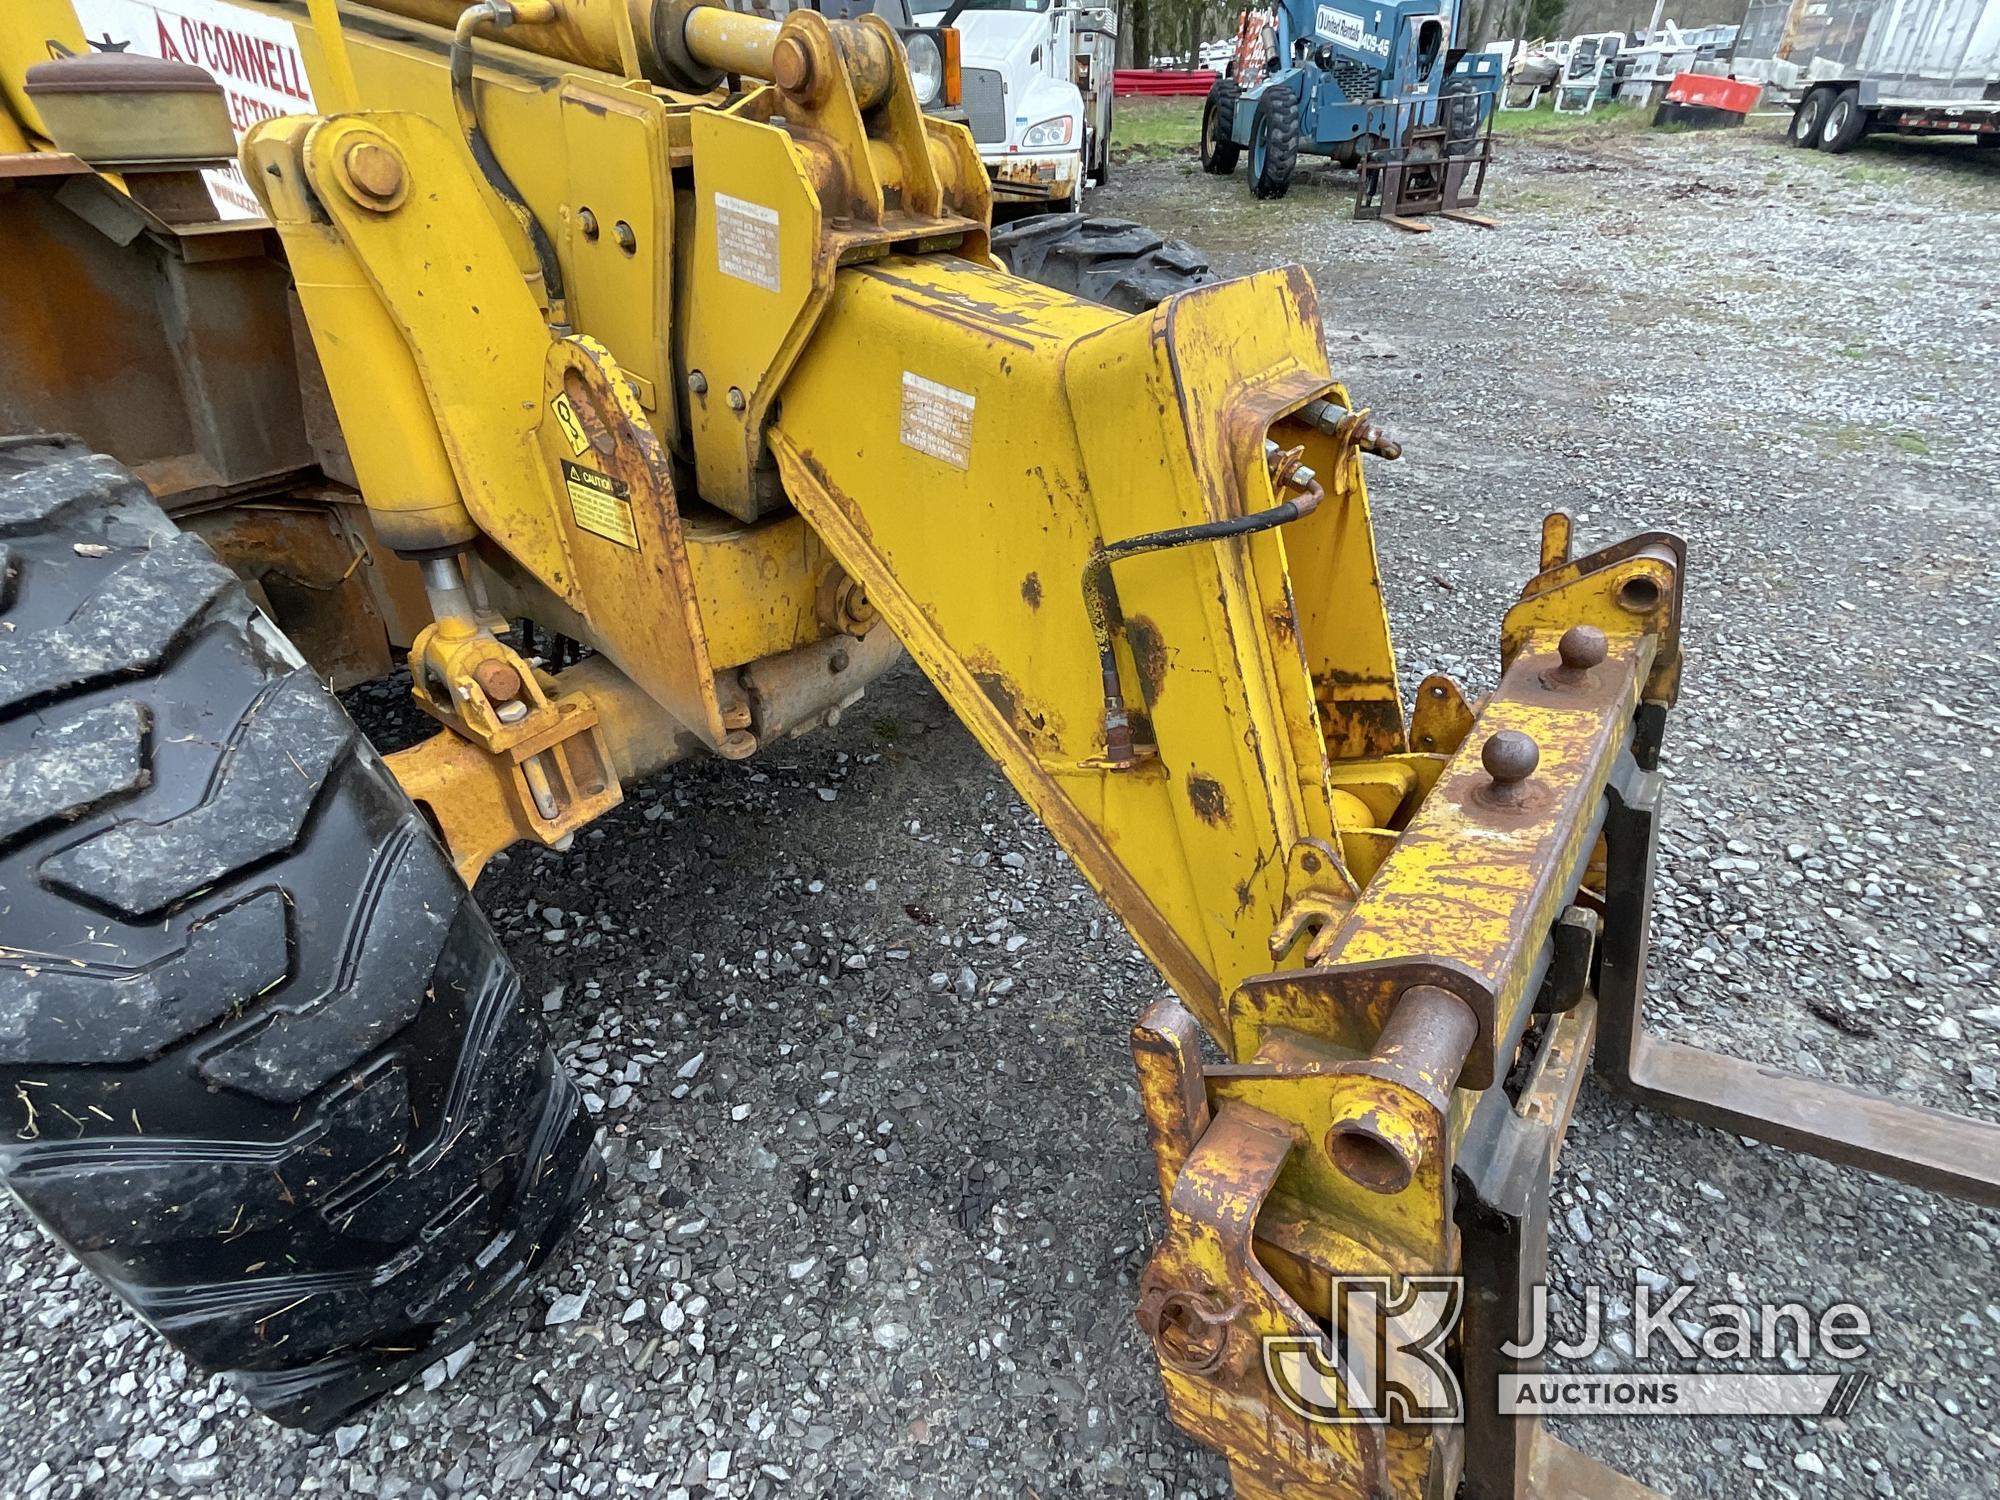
(5, 120, 1997, 1500)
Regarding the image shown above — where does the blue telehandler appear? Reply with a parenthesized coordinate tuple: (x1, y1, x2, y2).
(1201, 0, 1503, 225)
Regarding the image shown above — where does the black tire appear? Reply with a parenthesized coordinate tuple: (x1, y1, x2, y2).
(1789, 87, 1830, 148)
(991, 214, 1216, 312)
(0, 436, 598, 1430)
(1442, 75, 1484, 157)
(1249, 87, 1300, 200)
(1819, 87, 1867, 153)
(1201, 80, 1242, 175)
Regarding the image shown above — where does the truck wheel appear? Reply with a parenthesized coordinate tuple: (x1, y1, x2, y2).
(991, 214, 1215, 313)
(1249, 88, 1300, 200)
(0, 436, 599, 1430)
(1788, 87, 1829, 147)
(1818, 87, 1867, 153)
(1201, 80, 1242, 175)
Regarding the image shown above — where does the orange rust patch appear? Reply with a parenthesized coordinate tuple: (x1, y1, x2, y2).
(1126, 615, 1168, 705)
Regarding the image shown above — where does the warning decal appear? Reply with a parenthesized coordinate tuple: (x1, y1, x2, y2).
(714, 192, 781, 293)
(899, 372, 975, 471)
(551, 393, 591, 457)
(562, 460, 639, 550)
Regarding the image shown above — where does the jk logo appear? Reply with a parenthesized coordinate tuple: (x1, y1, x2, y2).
(1264, 1276, 1464, 1425)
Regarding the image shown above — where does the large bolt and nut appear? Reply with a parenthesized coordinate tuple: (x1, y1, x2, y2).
(343, 140, 404, 204)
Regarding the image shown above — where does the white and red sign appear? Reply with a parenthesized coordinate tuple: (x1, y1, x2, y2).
(71, 0, 315, 218)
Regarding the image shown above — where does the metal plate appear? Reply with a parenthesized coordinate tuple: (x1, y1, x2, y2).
(962, 67, 1007, 144)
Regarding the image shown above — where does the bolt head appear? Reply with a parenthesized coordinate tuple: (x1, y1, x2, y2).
(1557, 624, 1608, 673)
(773, 35, 813, 93)
(1481, 729, 1539, 787)
(472, 659, 524, 703)
(344, 141, 403, 202)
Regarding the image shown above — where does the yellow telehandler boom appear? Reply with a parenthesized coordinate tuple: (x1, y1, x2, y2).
(1, 3, 1995, 1496)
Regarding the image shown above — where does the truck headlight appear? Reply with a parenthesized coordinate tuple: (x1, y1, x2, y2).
(1021, 116, 1075, 148)
(897, 27, 961, 109)
(905, 32, 943, 104)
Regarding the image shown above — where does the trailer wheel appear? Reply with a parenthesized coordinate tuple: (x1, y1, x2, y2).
(992, 215, 1215, 312)
(1201, 80, 1242, 175)
(1249, 88, 1300, 200)
(1818, 87, 1867, 153)
(1788, 87, 1829, 148)
(0, 436, 599, 1430)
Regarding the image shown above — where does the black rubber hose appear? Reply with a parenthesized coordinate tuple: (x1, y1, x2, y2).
(451, 2, 568, 323)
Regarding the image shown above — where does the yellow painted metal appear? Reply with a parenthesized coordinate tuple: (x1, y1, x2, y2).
(772, 257, 1383, 1042)
(304, 0, 363, 111)
(241, 116, 479, 553)
(344, 0, 650, 79)
(245, 109, 738, 748)
(386, 687, 621, 885)
(8, 2, 1693, 1492)
(682, 512, 845, 669)
(680, 7, 986, 519)
(0, 2, 87, 147)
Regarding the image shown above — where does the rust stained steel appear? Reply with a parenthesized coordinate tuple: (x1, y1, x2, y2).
(1134, 1002, 1418, 1499)
(1323, 983, 1478, 1195)
(1128, 507, 2000, 1500)
(1232, 630, 1648, 1093)
(1082, 458, 1325, 767)
(1408, 672, 1477, 756)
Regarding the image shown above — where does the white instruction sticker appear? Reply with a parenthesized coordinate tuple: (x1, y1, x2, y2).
(1315, 5, 1392, 58)
(900, 372, 975, 471)
(714, 192, 780, 293)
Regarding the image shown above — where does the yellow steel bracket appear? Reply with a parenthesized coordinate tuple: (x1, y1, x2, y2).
(1120, 521, 1684, 1499)
(243, 110, 732, 751)
(681, 6, 989, 520)
(385, 685, 620, 886)
(1133, 998, 1448, 1500)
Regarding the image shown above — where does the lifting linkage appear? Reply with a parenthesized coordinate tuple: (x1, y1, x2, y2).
(233, 7, 2000, 1498)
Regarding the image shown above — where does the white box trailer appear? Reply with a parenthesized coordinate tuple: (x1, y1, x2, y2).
(1738, 0, 2000, 149)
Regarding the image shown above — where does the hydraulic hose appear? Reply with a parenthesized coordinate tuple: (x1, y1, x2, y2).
(1083, 464, 1324, 767)
(450, 1, 569, 328)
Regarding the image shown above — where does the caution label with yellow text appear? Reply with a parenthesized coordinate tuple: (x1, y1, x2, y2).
(563, 460, 639, 550)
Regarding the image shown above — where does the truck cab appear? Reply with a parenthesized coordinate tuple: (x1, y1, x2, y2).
(915, 0, 1116, 215)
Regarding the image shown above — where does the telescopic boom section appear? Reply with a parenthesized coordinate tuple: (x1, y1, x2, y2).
(234, 4, 1704, 1493)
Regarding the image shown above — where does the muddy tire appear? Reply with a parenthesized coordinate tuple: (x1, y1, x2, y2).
(1249, 87, 1300, 200)
(991, 215, 1216, 313)
(0, 436, 598, 1430)
(1201, 80, 1242, 175)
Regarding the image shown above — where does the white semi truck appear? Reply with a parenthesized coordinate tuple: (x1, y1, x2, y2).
(1737, 0, 2000, 150)
(917, 0, 1117, 215)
